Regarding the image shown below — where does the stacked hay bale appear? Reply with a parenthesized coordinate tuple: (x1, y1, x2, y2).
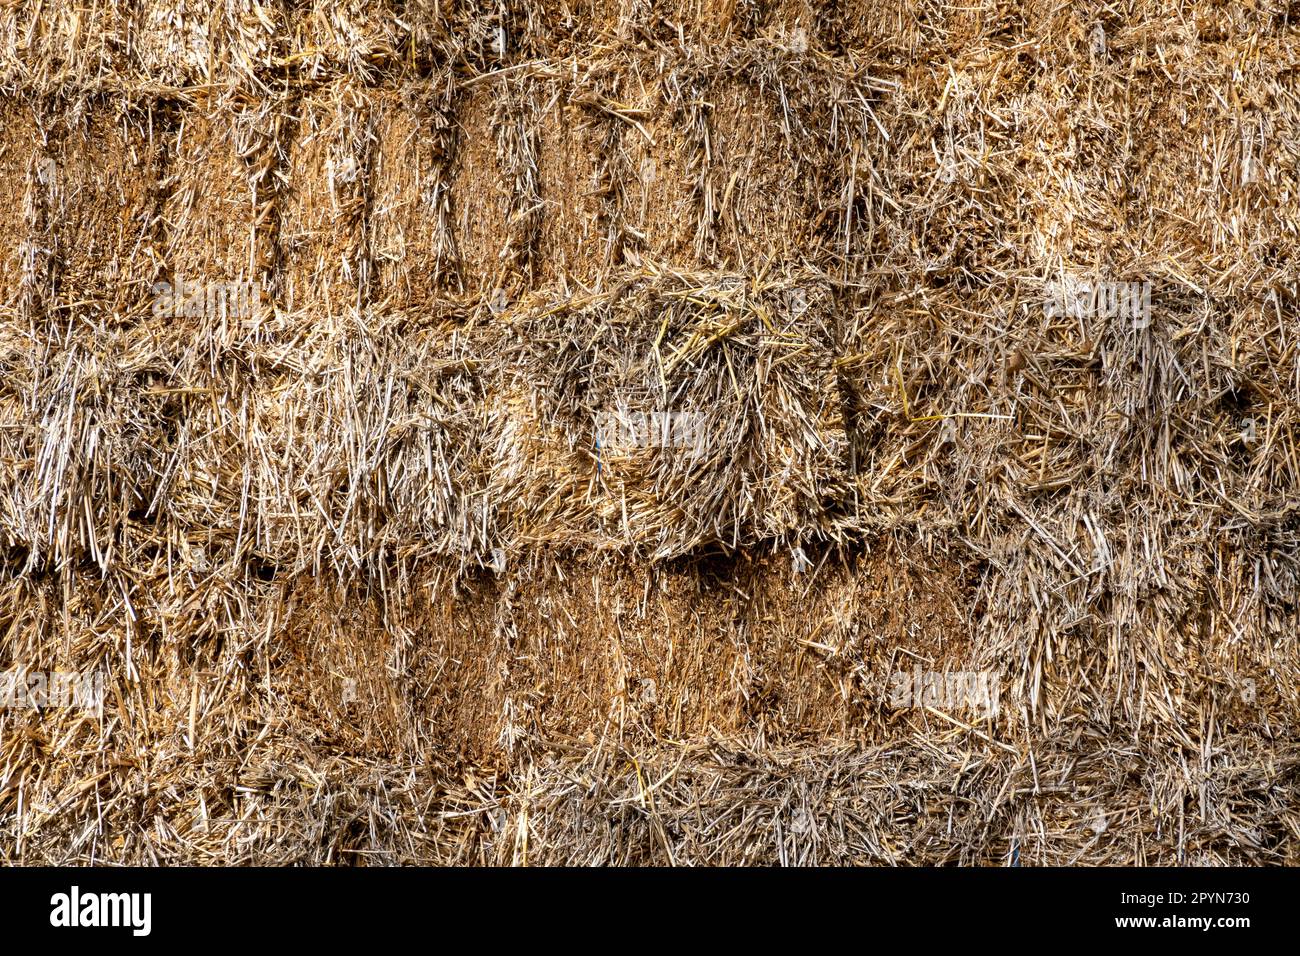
(0, 1, 1297, 864)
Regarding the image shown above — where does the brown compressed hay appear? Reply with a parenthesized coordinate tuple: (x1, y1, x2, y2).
(40, 98, 166, 324)
(446, 86, 516, 296)
(424, 550, 972, 756)
(0, 95, 45, 317)
(532, 78, 615, 287)
(368, 80, 459, 306)
(2, 1, 1300, 867)
(613, 48, 872, 273)
(160, 90, 275, 293)
(616, 74, 709, 266)
(279, 81, 373, 314)
(269, 549, 973, 760)
(3, 548, 1292, 865)
(705, 77, 817, 269)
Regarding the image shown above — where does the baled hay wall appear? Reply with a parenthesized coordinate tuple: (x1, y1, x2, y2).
(0, 1, 1298, 865)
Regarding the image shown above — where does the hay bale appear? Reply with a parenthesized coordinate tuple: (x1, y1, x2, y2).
(369, 80, 459, 306)
(446, 86, 516, 296)
(0, 96, 45, 318)
(0, 1, 285, 90)
(42, 99, 166, 324)
(617, 78, 708, 267)
(160, 91, 273, 294)
(706, 77, 817, 269)
(3, 0, 1300, 868)
(279, 81, 372, 314)
(533, 79, 614, 286)
(1020, 35, 1300, 294)
(486, 272, 847, 555)
(286, 1, 421, 77)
